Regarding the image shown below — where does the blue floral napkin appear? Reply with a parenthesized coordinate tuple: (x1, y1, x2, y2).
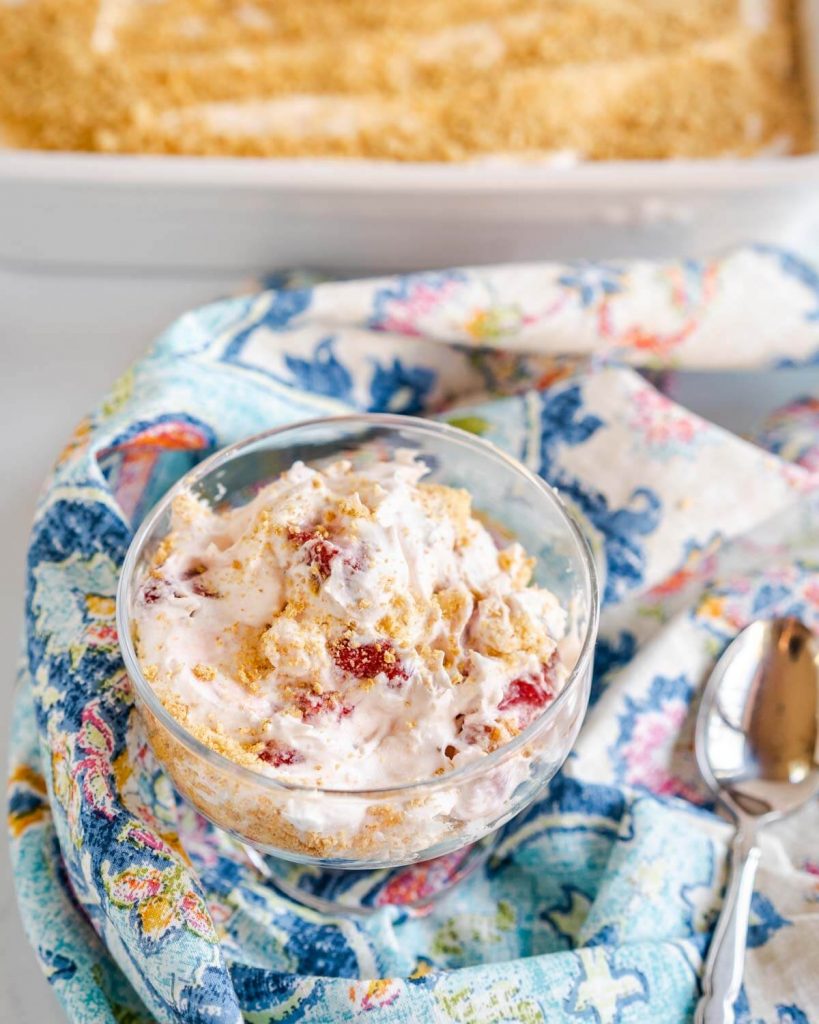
(9, 246, 819, 1023)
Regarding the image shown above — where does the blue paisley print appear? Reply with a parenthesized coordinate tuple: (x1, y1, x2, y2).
(534, 384, 663, 604)
(284, 336, 354, 402)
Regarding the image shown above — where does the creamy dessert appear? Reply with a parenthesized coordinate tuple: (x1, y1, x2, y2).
(1, 0, 811, 161)
(134, 453, 568, 795)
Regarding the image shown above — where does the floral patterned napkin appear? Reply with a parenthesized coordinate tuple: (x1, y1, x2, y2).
(9, 246, 819, 1023)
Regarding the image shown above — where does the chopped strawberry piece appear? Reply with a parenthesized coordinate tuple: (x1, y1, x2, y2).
(143, 574, 208, 603)
(498, 657, 558, 725)
(290, 530, 340, 580)
(258, 744, 303, 767)
(499, 678, 550, 711)
(331, 638, 407, 683)
(295, 690, 353, 721)
(141, 577, 185, 603)
(141, 579, 165, 604)
(344, 550, 364, 573)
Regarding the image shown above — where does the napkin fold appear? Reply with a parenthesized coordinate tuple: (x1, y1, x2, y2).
(9, 246, 819, 1024)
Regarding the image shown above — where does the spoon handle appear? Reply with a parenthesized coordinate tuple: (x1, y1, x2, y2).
(695, 829, 761, 1024)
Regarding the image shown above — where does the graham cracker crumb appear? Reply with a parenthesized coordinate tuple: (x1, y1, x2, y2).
(152, 535, 176, 569)
(234, 627, 270, 691)
(498, 547, 535, 588)
(171, 493, 204, 526)
(486, 721, 517, 751)
(192, 664, 216, 681)
(376, 594, 414, 642)
(158, 692, 191, 725)
(0, 0, 810, 160)
(370, 805, 404, 827)
(283, 598, 306, 619)
(417, 483, 473, 543)
(250, 509, 272, 539)
(337, 495, 373, 520)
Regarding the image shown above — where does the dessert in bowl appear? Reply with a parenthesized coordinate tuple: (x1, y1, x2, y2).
(117, 415, 598, 905)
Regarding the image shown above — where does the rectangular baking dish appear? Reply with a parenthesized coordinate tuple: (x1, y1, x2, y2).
(2, 1, 818, 277)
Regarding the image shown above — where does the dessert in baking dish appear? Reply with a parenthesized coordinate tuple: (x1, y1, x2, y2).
(0, 0, 811, 160)
(133, 453, 568, 792)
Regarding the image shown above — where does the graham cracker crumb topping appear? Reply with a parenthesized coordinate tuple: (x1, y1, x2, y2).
(0, 0, 808, 159)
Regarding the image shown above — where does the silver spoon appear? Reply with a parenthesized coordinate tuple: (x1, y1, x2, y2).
(694, 617, 819, 1024)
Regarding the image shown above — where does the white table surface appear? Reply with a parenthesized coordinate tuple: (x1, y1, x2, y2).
(2, 262, 818, 1023)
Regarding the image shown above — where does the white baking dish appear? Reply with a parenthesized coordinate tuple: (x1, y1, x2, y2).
(2, 1, 819, 276)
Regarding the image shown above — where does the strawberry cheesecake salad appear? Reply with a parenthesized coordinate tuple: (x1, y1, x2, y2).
(131, 450, 576, 858)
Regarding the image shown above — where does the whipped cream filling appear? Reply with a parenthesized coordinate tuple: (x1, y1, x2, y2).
(134, 452, 567, 789)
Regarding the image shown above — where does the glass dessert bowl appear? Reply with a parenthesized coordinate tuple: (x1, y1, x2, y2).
(117, 414, 598, 912)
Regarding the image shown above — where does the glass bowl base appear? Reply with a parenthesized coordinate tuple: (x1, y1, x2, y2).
(242, 833, 499, 916)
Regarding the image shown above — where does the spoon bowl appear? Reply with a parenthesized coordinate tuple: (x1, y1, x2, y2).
(694, 617, 819, 1024)
(696, 617, 819, 821)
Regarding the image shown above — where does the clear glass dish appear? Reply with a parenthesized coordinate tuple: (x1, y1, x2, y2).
(117, 414, 599, 912)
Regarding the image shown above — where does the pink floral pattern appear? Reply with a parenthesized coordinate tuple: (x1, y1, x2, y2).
(628, 388, 709, 460)
(105, 862, 216, 943)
